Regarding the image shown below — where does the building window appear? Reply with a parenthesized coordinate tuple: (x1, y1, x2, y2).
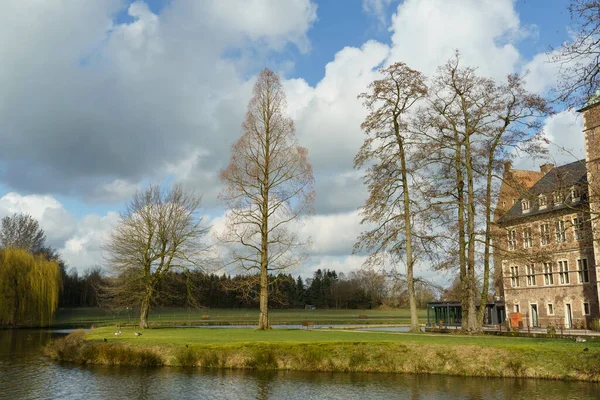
(510, 266, 520, 287)
(526, 264, 536, 286)
(523, 227, 533, 249)
(573, 216, 585, 241)
(540, 223, 550, 246)
(538, 194, 547, 209)
(502, 201, 506, 208)
(522, 199, 531, 213)
(507, 229, 517, 251)
(512, 198, 517, 205)
(571, 186, 581, 202)
(553, 190, 563, 206)
(578, 258, 590, 283)
(555, 220, 566, 243)
(547, 303, 554, 315)
(558, 260, 569, 284)
(514, 304, 520, 313)
(543, 262, 554, 285)
(583, 302, 590, 316)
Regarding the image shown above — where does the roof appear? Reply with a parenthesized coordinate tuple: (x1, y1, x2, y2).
(497, 160, 588, 224)
(510, 169, 545, 189)
(493, 168, 545, 222)
(577, 88, 600, 112)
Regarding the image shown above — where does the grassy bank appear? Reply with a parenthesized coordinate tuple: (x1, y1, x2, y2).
(51, 308, 425, 328)
(45, 326, 600, 381)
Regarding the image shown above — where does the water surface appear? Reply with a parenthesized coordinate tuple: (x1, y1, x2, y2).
(0, 329, 597, 400)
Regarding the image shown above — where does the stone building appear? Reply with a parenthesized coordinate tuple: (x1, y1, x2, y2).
(495, 100, 600, 329)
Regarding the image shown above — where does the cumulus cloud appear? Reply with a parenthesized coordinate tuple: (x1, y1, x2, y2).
(60, 212, 121, 271)
(513, 109, 585, 172)
(0, 0, 582, 285)
(0, 0, 316, 202)
(388, 0, 527, 80)
(362, 0, 395, 26)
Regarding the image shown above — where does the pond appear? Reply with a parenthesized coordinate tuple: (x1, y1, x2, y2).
(1, 329, 597, 399)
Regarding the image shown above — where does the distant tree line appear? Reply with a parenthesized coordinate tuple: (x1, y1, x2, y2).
(60, 267, 439, 310)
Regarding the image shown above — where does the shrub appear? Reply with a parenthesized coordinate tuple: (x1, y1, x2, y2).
(589, 319, 600, 332)
(175, 347, 199, 367)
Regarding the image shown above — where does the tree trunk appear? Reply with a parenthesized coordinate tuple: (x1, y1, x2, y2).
(455, 137, 468, 331)
(258, 108, 271, 331)
(464, 134, 479, 333)
(395, 124, 419, 332)
(258, 263, 270, 330)
(478, 146, 499, 327)
(139, 288, 152, 329)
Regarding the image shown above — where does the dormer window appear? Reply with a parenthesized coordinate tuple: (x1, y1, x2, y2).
(538, 194, 547, 210)
(571, 186, 581, 203)
(553, 191, 563, 206)
(512, 198, 517, 205)
(521, 199, 530, 213)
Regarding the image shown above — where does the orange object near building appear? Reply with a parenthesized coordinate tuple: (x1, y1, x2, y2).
(508, 312, 523, 328)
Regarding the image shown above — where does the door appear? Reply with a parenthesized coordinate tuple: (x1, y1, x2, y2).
(565, 304, 573, 328)
(530, 304, 538, 327)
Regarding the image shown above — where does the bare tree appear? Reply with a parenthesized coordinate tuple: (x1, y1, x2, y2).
(0, 213, 46, 254)
(219, 68, 314, 330)
(553, 0, 600, 106)
(104, 184, 209, 329)
(417, 54, 549, 331)
(354, 62, 428, 331)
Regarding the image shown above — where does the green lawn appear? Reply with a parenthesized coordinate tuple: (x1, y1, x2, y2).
(87, 325, 599, 351)
(47, 326, 600, 380)
(53, 307, 427, 327)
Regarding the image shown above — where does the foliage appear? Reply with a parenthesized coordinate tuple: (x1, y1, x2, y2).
(0, 248, 60, 327)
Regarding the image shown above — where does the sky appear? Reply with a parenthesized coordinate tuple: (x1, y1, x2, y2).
(0, 0, 587, 284)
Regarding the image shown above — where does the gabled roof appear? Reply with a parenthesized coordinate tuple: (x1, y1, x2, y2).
(497, 160, 588, 224)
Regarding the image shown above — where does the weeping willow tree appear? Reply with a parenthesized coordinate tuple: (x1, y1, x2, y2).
(0, 248, 60, 327)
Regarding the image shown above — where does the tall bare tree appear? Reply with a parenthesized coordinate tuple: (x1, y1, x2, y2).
(553, 0, 600, 106)
(0, 213, 46, 254)
(219, 68, 314, 330)
(104, 184, 209, 329)
(417, 54, 548, 331)
(354, 62, 428, 331)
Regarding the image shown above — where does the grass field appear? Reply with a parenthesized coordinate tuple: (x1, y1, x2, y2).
(45, 325, 600, 381)
(52, 307, 427, 327)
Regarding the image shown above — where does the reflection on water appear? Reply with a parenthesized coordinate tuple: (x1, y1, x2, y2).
(0, 329, 598, 400)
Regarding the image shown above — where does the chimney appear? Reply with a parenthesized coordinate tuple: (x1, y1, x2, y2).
(504, 161, 513, 174)
(540, 163, 554, 175)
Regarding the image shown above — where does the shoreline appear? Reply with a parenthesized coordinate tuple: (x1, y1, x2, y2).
(44, 328, 600, 382)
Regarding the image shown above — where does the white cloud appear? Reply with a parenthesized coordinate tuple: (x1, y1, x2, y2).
(0, 0, 585, 285)
(362, 0, 395, 26)
(60, 212, 121, 271)
(388, 0, 526, 80)
(304, 255, 368, 277)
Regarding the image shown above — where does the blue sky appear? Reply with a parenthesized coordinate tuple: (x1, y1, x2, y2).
(0, 0, 587, 281)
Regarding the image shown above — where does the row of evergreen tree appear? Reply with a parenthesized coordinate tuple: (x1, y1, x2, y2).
(60, 268, 389, 310)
